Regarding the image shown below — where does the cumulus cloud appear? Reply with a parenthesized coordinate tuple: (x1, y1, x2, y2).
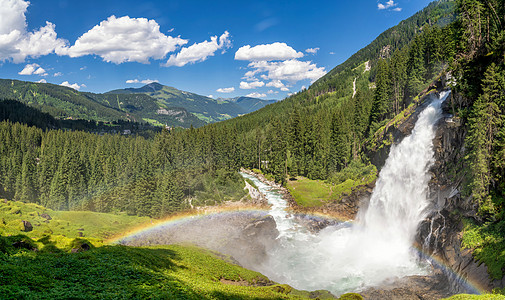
(60, 81, 84, 90)
(18, 63, 47, 76)
(239, 81, 264, 89)
(266, 80, 286, 89)
(53, 72, 62, 77)
(216, 87, 235, 93)
(281, 87, 289, 92)
(61, 15, 188, 64)
(0, 0, 68, 62)
(126, 78, 159, 84)
(235, 42, 303, 61)
(246, 92, 266, 98)
(305, 47, 320, 54)
(165, 31, 231, 67)
(248, 59, 326, 83)
(36, 79, 46, 83)
(267, 90, 278, 94)
(378, 0, 401, 11)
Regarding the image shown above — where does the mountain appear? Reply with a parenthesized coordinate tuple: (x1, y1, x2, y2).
(83, 92, 205, 128)
(0, 79, 204, 128)
(0, 79, 128, 122)
(108, 83, 276, 123)
(222, 96, 276, 114)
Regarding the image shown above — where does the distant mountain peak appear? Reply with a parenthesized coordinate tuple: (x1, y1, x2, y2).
(143, 82, 164, 92)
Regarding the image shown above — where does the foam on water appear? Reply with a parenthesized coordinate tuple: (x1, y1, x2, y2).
(240, 91, 450, 294)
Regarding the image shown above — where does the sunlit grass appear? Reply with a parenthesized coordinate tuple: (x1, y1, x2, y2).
(0, 199, 151, 247)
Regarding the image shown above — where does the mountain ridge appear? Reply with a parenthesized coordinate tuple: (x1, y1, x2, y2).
(107, 82, 277, 123)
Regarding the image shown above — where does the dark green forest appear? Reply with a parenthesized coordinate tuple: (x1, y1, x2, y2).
(0, 0, 504, 228)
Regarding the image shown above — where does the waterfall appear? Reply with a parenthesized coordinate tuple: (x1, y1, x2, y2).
(242, 91, 450, 295)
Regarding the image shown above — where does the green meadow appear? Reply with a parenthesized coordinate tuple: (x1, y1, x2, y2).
(0, 199, 345, 299)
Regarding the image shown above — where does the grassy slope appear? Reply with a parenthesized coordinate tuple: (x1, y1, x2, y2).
(0, 200, 151, 247)
(84, 92, 206, 128)
(1, 242, 324, 300)
(109, 83, 246, 123)
(461, 218, 505, 281)
(0, 199, 343, 299)
(286, 160, 377, 208)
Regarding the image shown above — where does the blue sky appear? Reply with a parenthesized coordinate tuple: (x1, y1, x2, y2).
(0, 0, 432, 99)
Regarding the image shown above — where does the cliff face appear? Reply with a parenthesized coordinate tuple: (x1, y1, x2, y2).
(363, 82, 504, 292)
(417, 92, 505, 292)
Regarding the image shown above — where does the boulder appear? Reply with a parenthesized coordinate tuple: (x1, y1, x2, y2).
(40, 213, 52, 220)
(21, 220, 33, 232)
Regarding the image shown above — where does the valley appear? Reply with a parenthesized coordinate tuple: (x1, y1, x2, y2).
(1, 0, 505, 299)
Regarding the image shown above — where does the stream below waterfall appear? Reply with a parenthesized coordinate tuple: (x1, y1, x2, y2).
(240, 91, 451, 295)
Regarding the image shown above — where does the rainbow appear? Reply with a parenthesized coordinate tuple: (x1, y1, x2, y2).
(413, 245, 486, 295)
(108, 207, 486, 295)
(107, 206, 272, 244)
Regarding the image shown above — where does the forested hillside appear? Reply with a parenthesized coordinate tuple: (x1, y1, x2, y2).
(108, 82, 276, 123)
(0, 79, 128, 122)
(0, 80, 205, 129)
(0, 0, 459, 217)
(84, 92, 205, 128)
(1, 0, 503, 229)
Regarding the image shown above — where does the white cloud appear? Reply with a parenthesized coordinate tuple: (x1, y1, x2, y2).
(239, 81, 265, 89)
(0, 0, 68, 62)
(125, 78, 159, 84)
(62, 15, 188, 64)
(53, 72, 62, 77)
(18, 63, 47, 76)
(246, 92, 266, 98)
(80, 66, 87, 70)
(267, 90, 278, 94)
(329, 51, 336, 55)
(165, 31, 231, 67)
(216, 87, 235, 93)
(305, 47, 320, 54)
(247, 59, 326, 83)
(207, 94, 214, 98)
(242, 70, 260, 81)
(235, 42, 303, 61)
(60, 81, 83, 90)
(266, 79, 286, 89)
(36, 79, 46, 83)
(281, 87, 289, 92)
(378, 0, 401, 11)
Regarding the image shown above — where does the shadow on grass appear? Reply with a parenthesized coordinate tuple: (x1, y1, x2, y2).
(0, 235, 205, 299)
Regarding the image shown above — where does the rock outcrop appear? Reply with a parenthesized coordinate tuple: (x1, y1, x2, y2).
(417, 90, 505, 293)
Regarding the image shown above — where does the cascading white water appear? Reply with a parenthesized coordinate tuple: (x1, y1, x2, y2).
(241, 91, 450, 295)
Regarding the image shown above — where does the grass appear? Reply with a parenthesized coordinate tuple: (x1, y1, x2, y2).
(0, 199, 151, 247)
(192, 112, 214, 123)
(286, 177, 333, 207)
(461, 218, 505, 280)
(0, 228, 342, 299)
(142, 118, 165, 127)
(286, 162, 377, 208)
(1, 237, 297, 299)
